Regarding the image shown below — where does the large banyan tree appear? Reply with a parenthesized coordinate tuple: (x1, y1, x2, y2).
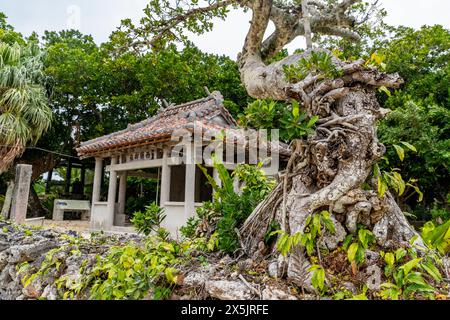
(123, 0, 425, 290)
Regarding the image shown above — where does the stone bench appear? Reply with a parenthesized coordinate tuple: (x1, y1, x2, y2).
(52, 199, 91, 221)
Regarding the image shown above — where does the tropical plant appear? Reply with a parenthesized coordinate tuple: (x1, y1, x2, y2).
(373, 141, 423, 201)
(421, 219, 450, 255)
(0, 41, 52, 173)
(378, 244, 443, 300)
(130, 202, 166, 236)
(343, 228, 376, 267)
(195, 156, 275, 253)
(283, 51, 343, 82)
(275, 210, 335, 257)
(238, 99, 318, 143)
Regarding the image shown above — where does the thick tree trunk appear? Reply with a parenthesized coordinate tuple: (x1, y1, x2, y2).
(28, 185, 49, 218)
(237, 42, 421, 290)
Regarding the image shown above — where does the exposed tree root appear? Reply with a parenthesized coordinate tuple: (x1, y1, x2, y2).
(238, 53, 425, 292)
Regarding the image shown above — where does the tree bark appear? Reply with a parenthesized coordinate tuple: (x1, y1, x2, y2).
(236, 11, 421, 289)
(28, 184, 49, 218)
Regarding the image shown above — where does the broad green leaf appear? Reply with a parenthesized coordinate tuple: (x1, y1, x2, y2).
(307, 115, 318, 128)
(392, 172, 406, 196)
(378, 175, 387, 198)
(395, 248, 407, 262)
(292, 101, 299, 118)
(400, 258, 422, 276)
(421, 261, 442, 281)
(347, 243, 359, 263)
(400, 141, 417, 152)
(393, 144, 405, 161)
(384, 252, 395, 267)
(311, 266, 325, 291)
(378, 86, 391, 97)
(342, 234, 353, 250)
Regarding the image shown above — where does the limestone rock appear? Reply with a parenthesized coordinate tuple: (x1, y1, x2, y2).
(42, 285, 58, 300)
(261, 286, 297, 300)
(318, 217, 346, 251)
(205, 280, 253, 300)
(183, 272, 208, 287)
(8, 240, 56, 264)
(267, 260, 279, 278)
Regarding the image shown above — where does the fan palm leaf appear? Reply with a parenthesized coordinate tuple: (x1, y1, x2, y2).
(0, 41, 52, 173)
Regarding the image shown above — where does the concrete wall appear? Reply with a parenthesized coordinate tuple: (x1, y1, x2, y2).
(162, 202, 202, 239)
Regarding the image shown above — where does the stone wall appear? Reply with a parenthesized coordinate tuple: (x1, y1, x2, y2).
(0, 219, 141, 300)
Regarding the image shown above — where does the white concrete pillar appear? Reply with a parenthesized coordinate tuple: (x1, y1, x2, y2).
(160, 147, 171, 206)
(92, 157, 103, 203)
(118, 172, 127, 215)
(184, 143, 196, 219)
(106, 156, 118, 228)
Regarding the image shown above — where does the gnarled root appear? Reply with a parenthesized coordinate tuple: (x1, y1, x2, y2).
(239, 56, 423, 292)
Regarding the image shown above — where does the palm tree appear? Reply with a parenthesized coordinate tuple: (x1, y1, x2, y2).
(0, 42, 52, 173)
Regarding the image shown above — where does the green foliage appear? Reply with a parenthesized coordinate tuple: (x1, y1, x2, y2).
(381, 25, 450, 107)
(193, 156, 274, 253)
(308, 264, 326, 293)
(430, 200, 450, 222)
(238, 99, 317, 142)
(20, 232, 218, 300)
(378, 101, 449, 213)
(88, 237, 180, 300)
(180, 217, 200, 239)
(130, 202, 166, 236)
(275, 211, 335, 257)
(0, 41, 52, 167)
(283, 51, 342, 82)
(343, 228, 375, 266)
(378, 244, 442, 300)
(114, 0, 232, 50)
(373, 141, 423, 202)
(421, 219, 450, 255)
(365, 52, 386, 70)
(0, 13, 25, 45)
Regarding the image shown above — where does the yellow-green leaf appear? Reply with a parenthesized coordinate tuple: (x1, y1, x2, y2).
(400, 141, 417, 152)
(393, 144, 405, 161)
(400, 258, 422, 276)
(347, 243, 359, 263)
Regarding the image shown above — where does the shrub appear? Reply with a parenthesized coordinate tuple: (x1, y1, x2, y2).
(195, 156, 275, 253)
(130, 202, 166, 236)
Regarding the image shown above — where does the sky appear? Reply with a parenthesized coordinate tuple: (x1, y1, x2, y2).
(1, 0, 449, 59)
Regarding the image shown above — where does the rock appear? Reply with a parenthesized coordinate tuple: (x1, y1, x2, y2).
(184, 271, 208, 287)
(341, 281, 357, 294)
(8, 240, 56, 264)
(0, 240, 9, 252)
(318, 216, 346, 250)
(205, 280, 253, 300)
(218, 255, 233, 265)
(22, 279, 43, 299)
(42, 285, 58, 300)
(261, 286, 297, 300)
(364, 250, 380, 266)
(237, 258, 253, 272)
(267, 261, 279, 278)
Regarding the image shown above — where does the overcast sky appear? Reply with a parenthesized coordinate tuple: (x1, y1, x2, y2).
(1, 0, 449, 59)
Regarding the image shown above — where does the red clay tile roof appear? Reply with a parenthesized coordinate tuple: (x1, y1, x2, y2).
(76, 91, 291, 158)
